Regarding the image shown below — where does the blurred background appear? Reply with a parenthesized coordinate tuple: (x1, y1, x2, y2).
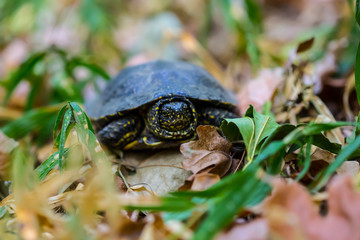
(0, 0, 357, 146)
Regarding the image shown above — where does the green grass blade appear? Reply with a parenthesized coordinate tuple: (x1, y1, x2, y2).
(296, 137, 313, 181)
(58, 109, 73, 170)
(36, 150, 60, 180)
(193, 167, 270, 240)
(171, 165, 258, 199)
(53, 104, 69, 140)
(356, 0, 360, 25)
(2, 52, 46, 105)
(125, 196, 196, 212)
(1, 105, 60, 139)
(71, 58, 110, 80)
(243, 0, 263, 32)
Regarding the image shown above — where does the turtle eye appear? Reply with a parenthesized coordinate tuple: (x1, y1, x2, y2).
(159, 101, 192, 131)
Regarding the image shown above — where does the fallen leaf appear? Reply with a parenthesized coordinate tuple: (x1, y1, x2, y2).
(324, 175, 360, 240)
(191, 173, 220, 191)
(264, 179, 319, 240)
(180, 125, 232, 180)
(217, 218, 268, 240)
(336, 161, 360, 176)
(235, 175, 360, 240)
(125, 150, 191, 196)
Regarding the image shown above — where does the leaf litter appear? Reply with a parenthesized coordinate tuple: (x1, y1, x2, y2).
(0, 1, 359, 239)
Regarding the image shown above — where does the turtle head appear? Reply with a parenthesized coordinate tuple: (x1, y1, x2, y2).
(147, 97, 197, 139)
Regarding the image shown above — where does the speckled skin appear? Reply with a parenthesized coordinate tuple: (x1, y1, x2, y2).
(86, 60, 238, 149)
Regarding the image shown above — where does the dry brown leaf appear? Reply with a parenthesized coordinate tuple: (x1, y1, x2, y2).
(234, 175, 360, 240)
(337, 161, 360, 176)
(125, 150, 191, 195)
(217, 219, 268, 240)
(264, 179, 319, 240)
(191, 173, 220, 191)
(180, 125, 232, 180)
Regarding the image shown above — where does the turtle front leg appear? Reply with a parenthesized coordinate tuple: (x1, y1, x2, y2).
(97, 115, 143, 149)
(198, 107, 238, 127)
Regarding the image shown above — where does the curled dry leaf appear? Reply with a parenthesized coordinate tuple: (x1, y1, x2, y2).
(180, 125, 232, 180)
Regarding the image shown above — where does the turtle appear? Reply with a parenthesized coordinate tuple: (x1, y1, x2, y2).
(86, 60, 238, 150)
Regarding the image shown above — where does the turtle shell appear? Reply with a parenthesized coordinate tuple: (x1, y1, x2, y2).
(87, 60, 236, 121)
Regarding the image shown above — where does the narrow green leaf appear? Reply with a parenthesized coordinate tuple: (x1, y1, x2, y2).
(296, 137, 313, 181)
(194, 167, 270, 240)
(36, 151, 60, 180)
(125, 196, 196, 212)
(355, 40, 360, 137)
(302, 122, 357, 136)
(71, 58, 110, 80)
(171, 164, 258, 199)
(2, 52, 46, 105)
(356, 0, 360, 25)
(58, 109, 73, 170)
(243, 0, 263, 32)
(53, 104, 69, 140)
(1, 105, 60, 139)
(12, 147, 37, 191)
(0, 206, 7, 219)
